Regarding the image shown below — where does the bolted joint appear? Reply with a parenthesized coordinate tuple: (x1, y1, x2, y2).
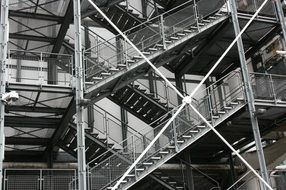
(79, 98, 91, 107)
(183, 96, 192, 104)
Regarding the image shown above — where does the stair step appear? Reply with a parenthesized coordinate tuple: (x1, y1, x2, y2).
(142, 162, 153, 166)
(218, 111, 226, 114)
(133, 55, 142, 59)
(85, 81, 94, 85)
(165, 40, 172, 44)
(156, 43, 164, 47)
(159, 151, 169, 154)
(126, 174, 135, 178)
(197, 125, 206, 129)
(212, 115, 219, 119)
(126, 59, 136, 63)
(237, 97, 244, 101)
(198, 22, 204, 26)
(187, 130, 198, 135)
(177, 140, 184, 144)
(230, 102, 239, 105)
(176, 187, 184, 189)
(167, 146, 176, 149)
(183, 135, 192, 139)
(183, 29, 193, 33)
(176, 33, 185, 36)
(142, 51, 151, 55)
(224, 106, 233, 110)
(190, 26, 198, 29)
(202, 19, 211, 23)
(209, 16, 217, 20)
(161, 176, 169, 180)
(136, 168, 144, 171)
(101, 72, 111, 76)
(151, 156, 161, 160)
(169, 181, 177, 184)
(148, 47, 158, 51)
(215, 12, 223, 16)
(117, 64, 127, 68)
(170, 36, 179, 40)
(92, 76, 103, 80)
(109, 68, 119, 72)
(121, 180, 127, 184)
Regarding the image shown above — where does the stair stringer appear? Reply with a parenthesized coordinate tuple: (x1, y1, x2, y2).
(119, 102, 247, 190)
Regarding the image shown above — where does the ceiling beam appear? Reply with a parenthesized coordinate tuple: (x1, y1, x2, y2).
(9, 33, 56, 43)
(9, 10, 63, 22)
(6, 106, 66, 114)
(5, 116, 61, 128)
(6, 137, 50, 145)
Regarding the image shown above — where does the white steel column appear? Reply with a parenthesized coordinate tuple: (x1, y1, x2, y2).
(229, 0, 270, 188)
(0, 0, 9, 189)
(73, 0, 87, 190)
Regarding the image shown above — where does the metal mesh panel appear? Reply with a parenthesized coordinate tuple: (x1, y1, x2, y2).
(4, 169, 76, 190)
(43, 176, 74, 190)
(7, 175, 39, 190)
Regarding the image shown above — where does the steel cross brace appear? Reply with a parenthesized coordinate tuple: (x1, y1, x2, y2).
(86, 0, 273, 189)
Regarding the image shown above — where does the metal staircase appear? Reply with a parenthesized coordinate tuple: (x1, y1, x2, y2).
(58, 104, 148, 166)
(84, 0, 228, 103)
(89, 1, 147, 33)
(88, 70, 248, 190)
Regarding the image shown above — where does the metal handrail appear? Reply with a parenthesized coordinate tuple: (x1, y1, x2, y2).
(85, 0, 195, 52)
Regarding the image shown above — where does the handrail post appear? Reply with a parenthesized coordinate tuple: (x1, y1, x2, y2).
(269, 74, 277, 104)
(193, 0, 200, 32)
(159, 15, 167, 50)
(172, 109, 179, 152)
(132, 135, 137, 178)
(105, 112, 109, 146)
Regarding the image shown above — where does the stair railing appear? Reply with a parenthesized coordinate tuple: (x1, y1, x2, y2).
(85, 103, 147, 150)
(249, 72, 286, 104)
(87, 69, 246, 190)
(84, 0, 227, 85)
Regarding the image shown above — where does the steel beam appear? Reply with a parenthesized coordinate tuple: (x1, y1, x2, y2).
(9, 33, 56, 42)
(51, 1, 73, 54)
(229, 0, 270, 188)
(184, 151, 195, 190)
(6, 82, 73, 94)
(5, 137, 50, 145)
(0, 1, 9, 189)
(6, 105, 66, 114)
(9, 10, 63, 22)
(74, 0, 87, 189)
(5, 116, 60, 128)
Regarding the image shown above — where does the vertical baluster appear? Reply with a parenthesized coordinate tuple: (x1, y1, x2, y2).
(269, 74, 277, 103)
(132, 135, 137, 178)
(164, 81, 169, 109)
(104, 112, 109, 146)
(39, 52, 44, 84)
(159, 15, 166, 50)
(172, 109, 179, 152)
(193, 0, 200, 32)
(207, 87, 213, 124)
